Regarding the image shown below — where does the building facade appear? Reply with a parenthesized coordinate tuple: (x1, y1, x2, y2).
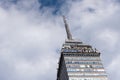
(56, 17, 108, 80)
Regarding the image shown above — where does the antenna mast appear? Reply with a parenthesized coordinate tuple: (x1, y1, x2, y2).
(63, 16, 72, 40)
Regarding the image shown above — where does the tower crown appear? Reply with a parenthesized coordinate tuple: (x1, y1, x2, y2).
(57, 16, 108, 80)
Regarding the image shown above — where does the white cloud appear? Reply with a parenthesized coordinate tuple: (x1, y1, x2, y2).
(0, 0, 120, 80)
(96, 29, 119, 48)
(107, 54, 120, 80)
(63, 0, 119, 28)
(0, 1, 64, 80)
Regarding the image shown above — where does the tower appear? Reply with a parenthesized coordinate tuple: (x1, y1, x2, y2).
(56, 16, 108, 80)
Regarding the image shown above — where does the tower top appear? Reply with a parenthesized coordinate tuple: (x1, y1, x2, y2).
(63, 16, 73, 40)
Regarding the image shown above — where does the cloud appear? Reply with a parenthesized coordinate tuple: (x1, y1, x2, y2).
(0, 0, 120, 80)
(0, 0, 65, 80)
(107, 54, 120, 80)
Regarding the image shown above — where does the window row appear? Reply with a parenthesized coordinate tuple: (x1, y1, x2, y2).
(64, 57, 100, 61)
(68, 73, 107, 76)
(66, 64, 103, 68)
(69, 77, 108, 80)
(67, 68, 105, 72)
(65, 61, 102, 65)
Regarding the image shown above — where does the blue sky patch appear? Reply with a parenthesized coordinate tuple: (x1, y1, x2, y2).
(38, 0, 65, 14)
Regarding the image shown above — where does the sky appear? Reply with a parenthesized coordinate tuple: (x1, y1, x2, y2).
(0, 0, 120, 80)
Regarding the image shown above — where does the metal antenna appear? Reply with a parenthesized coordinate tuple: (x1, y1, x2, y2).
(63, 16, 72, 40)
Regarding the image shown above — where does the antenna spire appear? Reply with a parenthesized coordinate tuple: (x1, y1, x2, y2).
(63, 16, 72, 40)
